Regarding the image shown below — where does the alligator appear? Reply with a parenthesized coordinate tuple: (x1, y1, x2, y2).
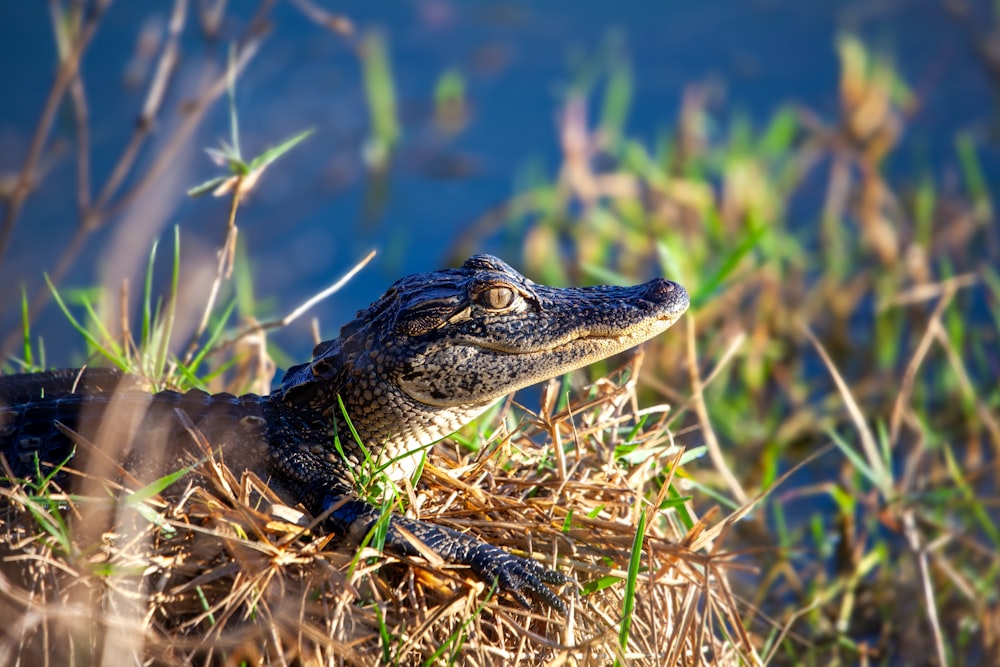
(0, 254, 689, 612)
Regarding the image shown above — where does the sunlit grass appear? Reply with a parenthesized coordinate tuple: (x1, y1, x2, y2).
(445, 27, 998, 665)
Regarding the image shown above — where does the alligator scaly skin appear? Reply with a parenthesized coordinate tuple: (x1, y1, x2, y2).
(0, 255, 690, 612)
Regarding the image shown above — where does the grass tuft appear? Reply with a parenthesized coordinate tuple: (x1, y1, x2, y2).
(1, 360, 747, 665)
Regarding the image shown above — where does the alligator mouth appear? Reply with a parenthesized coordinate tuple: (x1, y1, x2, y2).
(465, 278, 690, 356)
(470, 316, 683, 356)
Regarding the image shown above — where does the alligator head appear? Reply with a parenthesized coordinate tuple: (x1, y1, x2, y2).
(279, 254, 689, 480)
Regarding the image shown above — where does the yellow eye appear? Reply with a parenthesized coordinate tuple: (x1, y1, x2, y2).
(477, 285, 517, 310)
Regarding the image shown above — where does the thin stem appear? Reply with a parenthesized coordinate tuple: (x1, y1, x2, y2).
(0, 0, 111, 262)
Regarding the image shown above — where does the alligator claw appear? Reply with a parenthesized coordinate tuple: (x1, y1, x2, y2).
(467, 540, 569, 613)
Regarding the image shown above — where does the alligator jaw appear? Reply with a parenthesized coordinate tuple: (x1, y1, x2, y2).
(395, 276, 690, 408)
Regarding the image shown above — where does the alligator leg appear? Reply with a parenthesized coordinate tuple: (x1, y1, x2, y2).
(323, 496, 569, 612)
(265, 445, 569, 612)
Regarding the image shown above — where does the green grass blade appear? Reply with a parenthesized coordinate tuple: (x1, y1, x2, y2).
(956, 132, 992, 221)
(142, 237, 159, 348)
(360, 30, 400, 167)
(618, 508, 646, 659)
(227, 43, 241, 161)
(690, 225, 769, 309)
(185, 299, 237, 377)
(826, 428, 877, 484)
(126, 464, 196, 506)
(44, 275, 119, 364)
(187, 176, 230, 198)
(20, 286, 34, 369)
(247, 128, 315, 173)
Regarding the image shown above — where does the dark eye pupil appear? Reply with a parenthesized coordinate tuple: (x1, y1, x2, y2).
(483, 287, 514, 309)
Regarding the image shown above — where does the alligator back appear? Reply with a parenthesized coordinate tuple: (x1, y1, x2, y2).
(0, 368, 131, 403)
(0, 372, 271, 490)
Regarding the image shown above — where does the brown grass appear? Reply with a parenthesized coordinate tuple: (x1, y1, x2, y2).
(0, 361, 753, 666)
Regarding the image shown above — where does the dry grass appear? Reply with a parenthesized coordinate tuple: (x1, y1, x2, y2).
(0, 360, 753, 666)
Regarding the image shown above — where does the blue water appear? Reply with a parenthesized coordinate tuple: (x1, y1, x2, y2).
(0, 0, 992, 365)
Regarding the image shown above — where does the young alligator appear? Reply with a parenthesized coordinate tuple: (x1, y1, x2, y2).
(0, 254, 689, 612)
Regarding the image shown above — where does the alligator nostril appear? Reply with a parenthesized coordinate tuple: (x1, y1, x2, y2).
(649, 278, 675, 295)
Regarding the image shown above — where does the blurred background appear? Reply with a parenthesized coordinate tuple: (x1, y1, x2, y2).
(0, 1, 992, 362)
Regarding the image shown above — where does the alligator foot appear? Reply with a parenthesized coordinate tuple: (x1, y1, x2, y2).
(325, 496, 570, 613)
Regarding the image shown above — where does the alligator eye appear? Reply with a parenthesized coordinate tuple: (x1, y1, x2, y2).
(476, 285, 517, 310)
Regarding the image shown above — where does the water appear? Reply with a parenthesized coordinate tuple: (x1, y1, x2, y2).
(0, 0, 991, 365)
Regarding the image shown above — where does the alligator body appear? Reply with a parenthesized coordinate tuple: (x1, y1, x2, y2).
(0, 254, 689, 611)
